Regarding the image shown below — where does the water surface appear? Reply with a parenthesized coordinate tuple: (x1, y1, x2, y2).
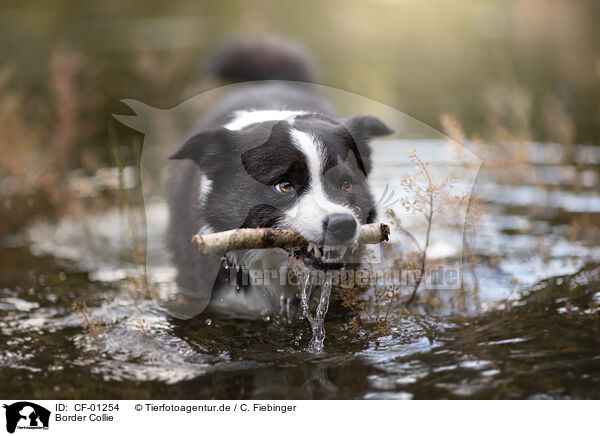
(1, 140, 599, 399)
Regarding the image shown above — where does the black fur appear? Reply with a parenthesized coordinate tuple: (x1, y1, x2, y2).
(205, 35, 321, 83)
(167, 37, 392, 312)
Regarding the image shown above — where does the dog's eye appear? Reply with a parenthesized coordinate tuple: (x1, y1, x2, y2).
(274, 181, 294, 193)
(342, 181, 352, 192)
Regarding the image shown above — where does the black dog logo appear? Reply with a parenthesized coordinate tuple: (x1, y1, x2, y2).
(3, 402, 50, 434)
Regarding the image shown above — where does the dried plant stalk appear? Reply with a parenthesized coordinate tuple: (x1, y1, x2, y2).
(71, 299, 104, 338)
(192, 223, 391, 255)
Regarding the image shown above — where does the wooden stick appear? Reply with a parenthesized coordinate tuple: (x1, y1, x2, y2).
(191, 223, 391, 255)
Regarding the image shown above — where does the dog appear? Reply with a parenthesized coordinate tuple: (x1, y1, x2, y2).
(167, 36, 392, 317)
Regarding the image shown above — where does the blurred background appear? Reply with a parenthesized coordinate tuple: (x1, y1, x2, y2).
(1, 0, 599, 233)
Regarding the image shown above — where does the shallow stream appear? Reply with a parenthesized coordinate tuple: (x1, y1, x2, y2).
(1, 140, 599, 399)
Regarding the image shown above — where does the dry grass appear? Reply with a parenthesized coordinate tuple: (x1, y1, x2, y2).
(72, 299, 104, 338)
(108, 126, 154, 300)
(397, 149, 462, 305)
(335, 145, 485, 332)
(336, 281, 409, 335)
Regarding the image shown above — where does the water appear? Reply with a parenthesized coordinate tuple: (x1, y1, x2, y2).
(1, 139, 600, 399)
(297, 273, 333, 353)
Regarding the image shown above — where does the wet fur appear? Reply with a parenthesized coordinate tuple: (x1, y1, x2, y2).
(167, 37, 392, 316)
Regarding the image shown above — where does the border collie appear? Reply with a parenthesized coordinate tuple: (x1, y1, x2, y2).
(167, 36, 392, 317)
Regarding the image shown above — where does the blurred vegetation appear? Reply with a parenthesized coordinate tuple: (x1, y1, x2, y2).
(0, 0, 599, 231)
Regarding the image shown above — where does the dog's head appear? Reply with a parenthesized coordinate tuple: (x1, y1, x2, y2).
(170, 112, 392, 268)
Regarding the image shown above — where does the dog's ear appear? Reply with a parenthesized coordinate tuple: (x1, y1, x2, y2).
(340, 115, 393, 175)
(169, 128, 236, 174)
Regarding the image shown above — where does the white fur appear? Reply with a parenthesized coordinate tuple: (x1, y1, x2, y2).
(197, 224, 214, 236)
(224, 109, 305, 131)
(198, 174, 213, 208)
(282, 129, 358, 242)
(206, 120, 359, 317)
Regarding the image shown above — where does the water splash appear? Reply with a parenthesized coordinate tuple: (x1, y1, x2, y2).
(298, 272, 333, 352)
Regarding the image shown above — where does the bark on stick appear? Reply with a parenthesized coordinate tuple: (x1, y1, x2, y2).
(191, 223, 391, 255)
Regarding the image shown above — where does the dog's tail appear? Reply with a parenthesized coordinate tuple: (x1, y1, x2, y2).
(205, 35, 321, 84)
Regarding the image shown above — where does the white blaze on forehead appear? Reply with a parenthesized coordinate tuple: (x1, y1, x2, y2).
(283, 128, 358, 241)
(224, 110, 306, 131)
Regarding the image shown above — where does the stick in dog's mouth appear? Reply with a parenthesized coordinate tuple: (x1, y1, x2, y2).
(191, 223, 390, 270)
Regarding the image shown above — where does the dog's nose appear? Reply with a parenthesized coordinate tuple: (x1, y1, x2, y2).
(323, 213, 357, 243)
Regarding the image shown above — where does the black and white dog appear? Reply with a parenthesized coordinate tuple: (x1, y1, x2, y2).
(167, 37, 392, 317)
